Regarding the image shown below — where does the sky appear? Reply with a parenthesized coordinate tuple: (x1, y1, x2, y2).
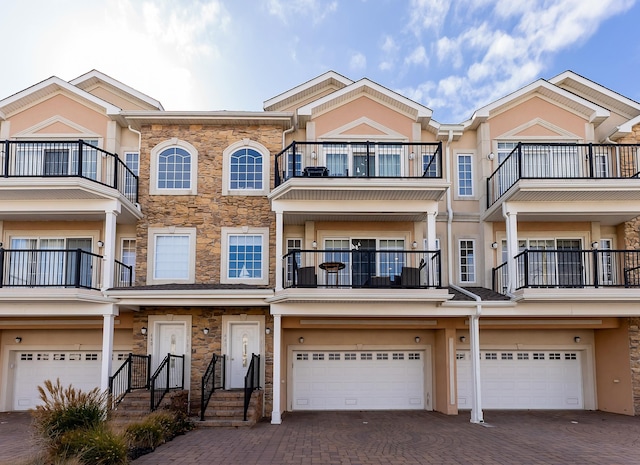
(1, 0, 639, 123)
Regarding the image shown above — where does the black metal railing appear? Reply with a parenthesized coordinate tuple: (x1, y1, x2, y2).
(244, 354, 260, 421)
(487, 143, 640, 207)
(150, 353, 185, 411)
(114, 260, 134, 287)
(108, 353, 151, 408)
(283, 249, 441, 289)
(492, 249, 640, 293)
(0, 139, 139, 203)
(274, 141, 443, 186)
(0, 248, 102, 289)
(200, 354, 226, 421)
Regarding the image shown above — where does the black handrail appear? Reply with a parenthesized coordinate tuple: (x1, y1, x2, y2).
(0, 248, 102, 289)
(200, 354, 226, 421)
(492, 249, 640, 293)
(0, 139, 139, 203)
(150, 353, 185, 411)
(243, 354, 260, 421)
(274, 141, 443, 186)
(108, 353, 151, 409)
(114, 259, 134, 287)
(284, 249, 441, 289)
(486, 142, 640, 208)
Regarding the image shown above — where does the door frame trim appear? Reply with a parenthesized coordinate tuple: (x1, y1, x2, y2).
(147, 314, 192, 393)
(222, 315, 265, 390)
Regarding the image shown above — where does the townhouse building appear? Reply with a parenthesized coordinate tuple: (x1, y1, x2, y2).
(1, 69, 639, 423)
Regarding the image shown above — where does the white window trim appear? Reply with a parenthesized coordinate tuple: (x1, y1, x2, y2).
(147, 227, 196, 284)
(220, 227, 269, 284)
(456, 153, 474, 198)
(150, 138, 198, 195)
(222, 139, 270, 196)
(458, 238, 476, 284)
(120, 237, 137, 282)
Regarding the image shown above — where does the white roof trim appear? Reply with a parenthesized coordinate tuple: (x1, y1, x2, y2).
(297, 78, 432, 119)
(70, 70, 164, 111)
(319, 116, 409, 140)
(609, 114, 640, 140)
(12, 115, 101, 139)
(549, 71, 640, 112)
(0, 76, 122, 116)
(264, 71, 353, 109)
(470, 79, 609, 126)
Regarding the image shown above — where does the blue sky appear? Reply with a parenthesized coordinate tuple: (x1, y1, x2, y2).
(1, 0, 639, 123)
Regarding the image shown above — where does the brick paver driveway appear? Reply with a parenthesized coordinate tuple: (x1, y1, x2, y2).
(133, 410, 640, 465)
(3, 410, 640, 465)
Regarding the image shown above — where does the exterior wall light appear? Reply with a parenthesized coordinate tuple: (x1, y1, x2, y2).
(487, 152, 495, 160)
(574, 336, 581, 343)
(299, 337, 304, 344)
(415, 336, 421, 343)
(15, 337, 22, 344)
(97, 240, 105, 248)
(412, 241, 418, 249)
(203, 328, 209, 335)
(491, 242, 498, 249)
(141, 326, 147, 336)
(265, 327, 271, 335)
(459, 336, 467, 343)
(311, 241, 317, 249)
(591, 241, 599, 249)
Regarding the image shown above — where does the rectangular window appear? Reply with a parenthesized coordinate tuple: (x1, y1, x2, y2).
(154, 235, 190, 280)
(221, 227, 269, 284)
(124, 152, 139, 198)
(459, 240, 475, 283)
(228, 235, 263, 279)
(286, 238, 302, 283)
(457, 154, 473, 196)
(121, 238, 136, 283)
(286, 152, 302, 179)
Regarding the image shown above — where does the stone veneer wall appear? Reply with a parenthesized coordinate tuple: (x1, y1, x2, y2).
(133, 307, 274, 417)
(620, 123, 640, 415)
(135, 123, 281, 286)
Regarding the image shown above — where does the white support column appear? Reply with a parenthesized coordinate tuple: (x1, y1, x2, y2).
(275, 211, 283, 291)
(469, 313, 484, 423)
(100, 306, 118, 394)
(503, 206, 518, 293)
(102, 209, 118, 290)
(271, 314, 282, 424)
(426, 210, 437, 250)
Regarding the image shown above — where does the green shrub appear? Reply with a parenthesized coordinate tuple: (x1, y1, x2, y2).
(75, 427, 128, 465)
(124, 420, 164, 450)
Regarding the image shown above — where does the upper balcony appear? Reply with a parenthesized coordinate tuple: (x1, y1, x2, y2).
(271, 141, 447, 204)
(492, 248, 640, 300)
(0, 139, 138, 205)
(0, 248, 133, 292)
(485, 143, 640, 222)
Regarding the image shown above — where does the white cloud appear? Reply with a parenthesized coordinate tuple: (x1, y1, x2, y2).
(350, 52, 367, 71)
(404, 46, 429, 67)
(409, 0, 452, 35)
(404, 0, 636, 121)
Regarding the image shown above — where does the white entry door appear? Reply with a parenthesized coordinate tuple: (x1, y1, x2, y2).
(228, 323, 260, 389)
(154, 322, 187, 389)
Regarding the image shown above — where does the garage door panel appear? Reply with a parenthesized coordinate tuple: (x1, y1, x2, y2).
(457, 350, 583, 410)
(293, 350, 424, 411)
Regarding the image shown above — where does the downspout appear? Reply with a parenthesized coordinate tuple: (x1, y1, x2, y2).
(444, 128, 483, 423)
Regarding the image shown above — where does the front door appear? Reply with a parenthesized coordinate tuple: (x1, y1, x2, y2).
(154, 322, 186, 389)
(228, 323, 260, 389)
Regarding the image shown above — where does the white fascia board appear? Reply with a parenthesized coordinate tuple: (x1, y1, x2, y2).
(609, 114, 640, 140)
(263, 71, 353, 110)
(470, 79, 608, 127)
(70, 70, 164, 110)
(297, 79, 432, 119)
(0, 76, 122, 116)
(550, 71, 640, 112)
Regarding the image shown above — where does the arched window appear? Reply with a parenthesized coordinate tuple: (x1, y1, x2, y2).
(222, 139, 270, 196)
(150, 138, 198, 195)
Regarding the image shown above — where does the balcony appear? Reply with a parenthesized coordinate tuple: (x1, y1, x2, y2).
(283, 249, 441, 289)
(0, 140, 138, 204)
(0, 248, 133, 290)
(492, 249, 640, 295)
(272, 141, 446, 204)
(485, 143, 640, 221)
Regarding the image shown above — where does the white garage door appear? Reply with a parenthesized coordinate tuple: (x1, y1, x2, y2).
(13, 351, 128, 410)
(457, 350, 583, 410)
(292, 350, 424, 410)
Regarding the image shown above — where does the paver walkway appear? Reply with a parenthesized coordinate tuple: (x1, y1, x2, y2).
(3, 410, 640, 465)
